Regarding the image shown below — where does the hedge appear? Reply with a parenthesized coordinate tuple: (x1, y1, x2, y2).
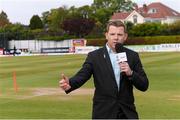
(86, 35, 180, 46)
(86, 38, 106, 46)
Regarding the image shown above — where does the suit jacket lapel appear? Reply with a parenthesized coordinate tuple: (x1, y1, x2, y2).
(103, 46, 116, 80)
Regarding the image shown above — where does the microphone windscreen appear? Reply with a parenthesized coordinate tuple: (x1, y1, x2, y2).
(115, 43, 123, 53)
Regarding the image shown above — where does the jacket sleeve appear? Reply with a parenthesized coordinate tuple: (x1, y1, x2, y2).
(130, 53, 149, 91)
(66, 52, 93, 93)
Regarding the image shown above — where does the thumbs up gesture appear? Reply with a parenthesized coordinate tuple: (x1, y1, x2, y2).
(59, 73, 71, 91)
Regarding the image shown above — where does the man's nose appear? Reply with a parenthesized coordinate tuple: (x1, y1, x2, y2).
(114, 35, 119, 40)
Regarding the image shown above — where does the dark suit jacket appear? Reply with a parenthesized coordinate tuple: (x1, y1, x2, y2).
(66, 46, 149, 119)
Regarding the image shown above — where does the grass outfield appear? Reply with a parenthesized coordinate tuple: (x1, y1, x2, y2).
(0, 52, 180, 119)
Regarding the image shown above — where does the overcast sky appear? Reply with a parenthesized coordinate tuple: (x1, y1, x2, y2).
(0, 0, 180, 25)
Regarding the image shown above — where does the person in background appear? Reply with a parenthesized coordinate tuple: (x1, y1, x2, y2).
(59, 20, 149, 119)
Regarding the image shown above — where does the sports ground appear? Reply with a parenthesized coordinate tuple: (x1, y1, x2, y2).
(0, 52, 180, 119)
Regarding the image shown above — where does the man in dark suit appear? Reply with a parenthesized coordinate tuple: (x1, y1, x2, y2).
(59, 20, 149, 119)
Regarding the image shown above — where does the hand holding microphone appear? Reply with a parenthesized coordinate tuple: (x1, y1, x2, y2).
(59, 73, 71, 91)
(119, 62, 133, 76)
(115, 43, 133, 77)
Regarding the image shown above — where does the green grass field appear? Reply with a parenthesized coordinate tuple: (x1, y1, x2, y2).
(0, 52, 180, 119)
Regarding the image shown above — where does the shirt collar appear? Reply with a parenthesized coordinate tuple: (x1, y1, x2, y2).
(106, 43, 115, 54)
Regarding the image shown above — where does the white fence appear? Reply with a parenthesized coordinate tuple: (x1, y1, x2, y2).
(126, 44, 180, 52)
(9, 40, 73, 53)
(8, 40, 180, 54)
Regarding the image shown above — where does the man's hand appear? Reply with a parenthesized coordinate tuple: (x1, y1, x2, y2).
(59, 73, 71, 91)
(119, 62, 133, 76)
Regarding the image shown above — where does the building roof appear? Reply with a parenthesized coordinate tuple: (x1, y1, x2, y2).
(139, 2, 180, 18)
(111, 2, 180, 20)
(111, 12, 130, 20)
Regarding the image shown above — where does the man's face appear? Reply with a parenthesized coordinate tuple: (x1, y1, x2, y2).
(105, 26, 127, 52)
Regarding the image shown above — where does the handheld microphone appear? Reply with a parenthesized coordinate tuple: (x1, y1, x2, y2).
(115, 43, 127, 63)
(115, 43, 123, 53)
(115, 43, 127, 76)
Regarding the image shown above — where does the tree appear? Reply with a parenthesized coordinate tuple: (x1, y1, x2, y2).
(169, 20, 180, 35)
(91, 0, 135, 32)
(115, 0, 135, 12)
(93, 8, 113, 31)
(92, 0, 116, 9)
(29, 15, 43, 30)
(48, 6, 68, 33)
(92, 0, 134, 12)
(129, 22, 163, 36)
(67, 6, 82, 19)
(41, 11, 50, 29)
(125, 21, 134, 32)
(0, 11, 10, 27)
(41, 11, 50, 25)
(86, 21, 104, 38)
(77, 5, 94, 19)
(62, 18, 95, 37)
(0, 23, 32, 40)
